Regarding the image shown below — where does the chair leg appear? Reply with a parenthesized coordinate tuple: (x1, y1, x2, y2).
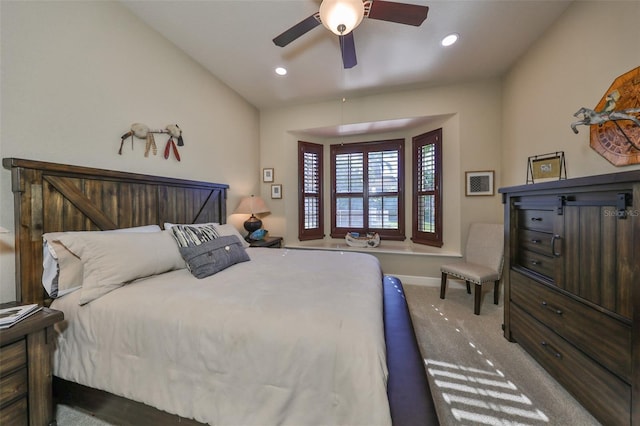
(474, 284, 482, 315)
(494, 280, 500, 305)
(440, 272, 447, 299)
(466, 281, 471, 294)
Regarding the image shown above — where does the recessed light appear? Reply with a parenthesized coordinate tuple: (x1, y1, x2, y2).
(275, 67, 287, 76)
(441, 33, 459, 47)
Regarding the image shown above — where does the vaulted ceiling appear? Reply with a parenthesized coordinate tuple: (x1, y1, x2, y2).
(123, 0, 572, 110)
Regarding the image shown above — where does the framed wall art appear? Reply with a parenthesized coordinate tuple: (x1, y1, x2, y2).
(263, 168, 274, 183)
(465, 170, 494, 196)
(271, 184, 282, 199)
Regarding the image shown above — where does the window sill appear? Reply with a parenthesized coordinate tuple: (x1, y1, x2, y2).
(285, 240, 461, 257)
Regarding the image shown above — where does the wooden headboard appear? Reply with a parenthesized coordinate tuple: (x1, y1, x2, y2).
(3, 158, 229, 306)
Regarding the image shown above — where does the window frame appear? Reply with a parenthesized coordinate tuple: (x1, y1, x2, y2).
(412, 128, 443, 247)
(298, 141, 324, 241)
(330, 139, 405, 240)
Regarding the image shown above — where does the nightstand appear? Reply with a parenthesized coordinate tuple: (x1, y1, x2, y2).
(0, 307, 63, 426)
(249, 236, 283, 248)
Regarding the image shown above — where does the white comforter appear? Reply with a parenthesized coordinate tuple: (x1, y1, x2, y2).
(52, 248, 391, 425)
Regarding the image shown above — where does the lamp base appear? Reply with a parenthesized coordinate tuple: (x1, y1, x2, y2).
(243, 214, 262, 237)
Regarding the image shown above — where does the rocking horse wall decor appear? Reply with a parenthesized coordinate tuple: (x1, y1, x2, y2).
(571, 66, 640, 166)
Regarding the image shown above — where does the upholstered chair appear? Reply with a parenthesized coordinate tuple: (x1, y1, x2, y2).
(440, 223, 504, 315)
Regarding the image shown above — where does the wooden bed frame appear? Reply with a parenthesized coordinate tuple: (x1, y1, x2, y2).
(3, 158, 439, 425)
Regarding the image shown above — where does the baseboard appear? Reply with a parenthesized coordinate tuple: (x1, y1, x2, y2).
(392, 275, 440, 287)
(393, 274, 468, 289)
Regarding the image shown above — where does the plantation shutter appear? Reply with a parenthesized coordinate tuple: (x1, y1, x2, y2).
(335, 152, 364, 228)
(412, 129, 443, 247)
(298, 141, 324, 240)
(330, 140, 405, 240)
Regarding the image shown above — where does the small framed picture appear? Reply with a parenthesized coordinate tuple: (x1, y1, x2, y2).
(263, 168, 274, 183)
(271, 184, 282, 199)
(526, 151, 566, 184)
(465, 171, 494, 196)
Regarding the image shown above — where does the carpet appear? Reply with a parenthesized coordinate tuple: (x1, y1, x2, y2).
(403, 283, 602, 426)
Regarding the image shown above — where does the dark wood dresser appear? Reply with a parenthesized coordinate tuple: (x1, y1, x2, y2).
(0, 308, 63, 426)
(499, 170, 640, 425)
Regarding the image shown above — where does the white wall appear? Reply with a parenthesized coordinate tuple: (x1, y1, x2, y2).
(502, 0, 640, 186)
(2, 0, 637, 296)
(0, 1, 260, 302)
(260, 79, 504, 278)
(260, 0, 640, 280)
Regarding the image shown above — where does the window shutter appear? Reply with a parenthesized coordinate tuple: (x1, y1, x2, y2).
(298, 142, 324, 240)
(412, 129, 443, 247)
(330, 140, 405, 240)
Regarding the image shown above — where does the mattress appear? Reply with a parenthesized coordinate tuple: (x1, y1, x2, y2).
(51, 248, 391, 425)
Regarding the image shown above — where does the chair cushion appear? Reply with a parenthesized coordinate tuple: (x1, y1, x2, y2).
(441, 261, 500, 284)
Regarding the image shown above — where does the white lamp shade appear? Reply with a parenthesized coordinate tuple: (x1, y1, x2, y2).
(319, 0, 365, 36)
(234, 195, 270, 215)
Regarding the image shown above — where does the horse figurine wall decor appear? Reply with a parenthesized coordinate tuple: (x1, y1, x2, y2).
(571, 88, 640, 152)
(570, 106, 640, 134)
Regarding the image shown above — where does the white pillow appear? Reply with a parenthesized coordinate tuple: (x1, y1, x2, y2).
(213, 223, 250, 248)
(55, 230, 184, 305)
(42, 224, 161, 298)
(163, 222, 219, 230)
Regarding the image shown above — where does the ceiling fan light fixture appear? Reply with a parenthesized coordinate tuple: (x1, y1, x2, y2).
(441, 33, 459, 47)
(319, 0, 365, 36)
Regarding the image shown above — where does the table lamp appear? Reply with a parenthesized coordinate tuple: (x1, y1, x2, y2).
(234, 195, 270, 236)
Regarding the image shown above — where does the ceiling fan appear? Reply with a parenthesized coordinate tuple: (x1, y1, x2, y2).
(272, 0, 429, 69)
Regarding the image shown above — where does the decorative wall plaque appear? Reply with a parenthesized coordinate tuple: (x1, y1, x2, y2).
(588, 67, 640, 166)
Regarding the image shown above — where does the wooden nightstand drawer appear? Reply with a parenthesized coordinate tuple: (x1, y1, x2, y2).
(0, 340, 26, 376)
(0, 367, 28, 406)
(0, 396, 27, 425)
(0, 307, 64, 425)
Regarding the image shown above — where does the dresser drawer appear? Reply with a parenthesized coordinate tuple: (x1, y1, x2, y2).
(0, 367, 28, 407)
(517, 250, 555, 279)
(0, 396, 27, 426)
(517, 208, 555, 233)
(510, 304, 630, 426)
(518, 229, 553, 256)
(0, 340, 26, 377)
(511, 271, 631, 381)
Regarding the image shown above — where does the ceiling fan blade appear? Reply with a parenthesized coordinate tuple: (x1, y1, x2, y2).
(367, 0, 429, 26)
(273, 14, 321, 47)
(340, 32, 357, 69)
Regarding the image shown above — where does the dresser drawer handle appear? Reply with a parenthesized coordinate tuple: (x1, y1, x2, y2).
(551, 234, 562, 257)
(530, 217, 543, 222)
(530, 239, 541, 244)
(541, 301, 563, 315)
(530, 260, 541, 266)
(540, 341, 562, 359)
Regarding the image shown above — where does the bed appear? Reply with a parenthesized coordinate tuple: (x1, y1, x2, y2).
(3, 158, 438, 425)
